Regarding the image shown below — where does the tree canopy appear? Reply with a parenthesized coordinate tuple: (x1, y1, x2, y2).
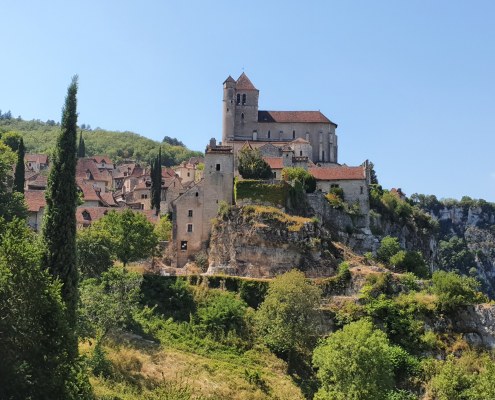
(237, 147, 272, 179)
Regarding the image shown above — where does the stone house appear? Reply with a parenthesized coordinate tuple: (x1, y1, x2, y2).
(25, 153, 49, 172)
(76, 158, 112, 192)
(92, 155, 115, 171)
(172, 139, 233, 267)
(309, 162, 371, 213)
(222, 73, 338, 165)
(25, 190, 46, 231)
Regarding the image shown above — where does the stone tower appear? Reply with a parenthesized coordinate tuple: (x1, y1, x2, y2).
(222, 73, 260, 143)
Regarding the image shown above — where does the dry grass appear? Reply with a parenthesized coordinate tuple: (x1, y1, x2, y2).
(242, 205, 312, 232)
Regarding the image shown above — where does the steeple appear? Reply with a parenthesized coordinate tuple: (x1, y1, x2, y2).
(235, 73, 257, 90)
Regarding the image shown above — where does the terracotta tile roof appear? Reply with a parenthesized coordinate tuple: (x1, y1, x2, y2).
(309, 166, 365, 181)
(25, 190, 46, 212)
(77, 180, 101, 201)
(258, 110, 333, 124)
(263, 157, 284, 170)
(99, 191, 117, 207)
(188, 156, 204, 165)
(223, 75, 236, 84)
(26, 173, 47, 189)
(25, 153, 48, 164)
(291, 138, 310, 144)
(92, 155, 113, 165)
(77, 158, 111, 182)
(236, 73, 257, 90)
(162, 167, 177, 178)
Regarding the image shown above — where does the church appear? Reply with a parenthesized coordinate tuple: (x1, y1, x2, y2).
(222, 73, 339, 165)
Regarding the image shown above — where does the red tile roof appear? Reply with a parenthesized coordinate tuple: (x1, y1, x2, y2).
(77, 158, 111, 182)
(236, 73, 257, 90)
(25, 153, 49, 164)
(25, 190, 46, 212)
(26, 174, 47, 189)
(309, 166, 365, 181)
(99, 191, 118, 207)
(92, 155, 113, 165)
(291, 138, 310, 144)
(263, 157, 284, 170)
(77, 181, 101, 201)
(258, 111, 333, 124)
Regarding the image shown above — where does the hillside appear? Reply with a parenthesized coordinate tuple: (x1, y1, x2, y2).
(0, 117, 202, 166)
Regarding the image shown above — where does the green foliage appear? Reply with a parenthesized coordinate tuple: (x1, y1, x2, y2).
(256, 270, 321, 357)
(140, 276, 196, 321)
(1, 130, 22, 151)
(409, 193, 443, 214)
(194, 251, 209, 271)
(237, 147, 272, 179)
(0, 141, 27, 221)
(313, 319, 395, 400)
(79, 266, 143, 342)
(13, 137, 25, 193)
(195, 290, 249, 338)
(92, 209, 158, 266)
(437, 236, 476, 275)
(282, 167, 316, 193)
(317, 262, 352, 297)
(41, 76, 80, 355)
(77, 225, 114, 278)
(77, 130, 86, 158)
(162, 135, 184, 147)
(431, 271, 487, 312)
(150, 147, 162, 215)
(154, 214, 172, 241)
(0, 116, 202, 166)
(235, 180, 289, 207)
(377, 236, 401, 263)
(390, 250, 429, 278)
(0, 218, 88, 399)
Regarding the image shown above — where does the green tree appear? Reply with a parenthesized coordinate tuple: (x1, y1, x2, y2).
(1, 130, 22, 151)
(313, 319, 395, 400)
(154, 213, 172, 241)
(13, 137, 25, 193)
(282, 166, 316, 193)
(150, 147, 162, 215)
(41, 76, 80, 357)
(76, 226, 114, 278)
(0, 141, 27, 221)
(437, 236, 476, 275)
(79, 265, 142, 343)
(92, 209, 158, 266)
(431, 270, 487, 311)
(389, 250, 429, 278)
(77, 130, 86, 157)
(0, 218, 90, 399)
(237, 147, 272, 179)
(255, 270, 321, 360)
(377, 236, 401, 263)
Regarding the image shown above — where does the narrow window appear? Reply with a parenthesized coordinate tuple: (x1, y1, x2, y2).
(293, 130, 296, 139)
(241, 113, 244, 120)
(322, 150, 325, 161)
(236, 94, 240, 104)
(268, 130, 271, 139)
(360, 186, 364, 194)
(242, 94, 246, 105)
(181, 241, 188, 251)
(195, 192, 199, 197)
(216, 164, 221, 171)
(187, 172, 190, 177)
(187, 224, 193, 233)
(300, 151, 303, 156)
(188, 209, 193, 217)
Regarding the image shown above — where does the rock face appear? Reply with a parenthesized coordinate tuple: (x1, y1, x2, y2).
(207, 206, 339, 277)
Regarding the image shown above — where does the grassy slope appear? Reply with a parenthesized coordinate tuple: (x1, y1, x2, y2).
(0, 118, 202, 166)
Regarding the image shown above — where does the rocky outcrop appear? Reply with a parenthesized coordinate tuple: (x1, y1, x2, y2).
(207, 206, 339, 277)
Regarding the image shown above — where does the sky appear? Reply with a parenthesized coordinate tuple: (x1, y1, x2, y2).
(2, 1, 495, 201)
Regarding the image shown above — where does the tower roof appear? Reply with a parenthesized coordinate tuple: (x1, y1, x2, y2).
(223, 75, 236, 84)
(236, 73, 257, 90)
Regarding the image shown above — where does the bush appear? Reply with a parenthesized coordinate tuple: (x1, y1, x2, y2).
(377, 236, 401, 264)
(237, 147, 272, 179)
(390, 250, 429, 278)
(282, 167, 316, 193)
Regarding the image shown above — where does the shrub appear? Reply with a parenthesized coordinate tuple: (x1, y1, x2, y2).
(376, 236, 401, 263)
(282, 167, 316, 193)
(390, 250, 429, 278)
(237, 147, 272, 179)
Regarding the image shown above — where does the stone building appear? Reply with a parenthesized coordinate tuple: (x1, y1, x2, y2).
(222, 73, 338, 165)
(172, 139, 234, 267)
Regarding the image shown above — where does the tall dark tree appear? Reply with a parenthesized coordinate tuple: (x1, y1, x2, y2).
(77, 130, 86, 158)
(150, 147, 162, 215)
(41, 76, 79, 357)
(13, 137, 25, 193)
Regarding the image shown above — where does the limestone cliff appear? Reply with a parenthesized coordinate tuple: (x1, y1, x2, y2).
(207, 205, 339, 277)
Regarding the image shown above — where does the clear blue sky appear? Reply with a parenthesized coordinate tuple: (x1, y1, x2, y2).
(2, 1, 494, 201)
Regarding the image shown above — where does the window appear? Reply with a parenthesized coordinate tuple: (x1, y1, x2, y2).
(360, 186, 364, 194)
(188, 209, 193, 217)
(236, 94, 240, 105)
(300, 151, 303, 156)
(180, 241, 188, 251)
(293, 130, 296, 139)
(242, 93, 246, 105)
(241, 113, 244, 120)
(141, 194, 148, 199)
(216, 164, 221, 171)
(195, 192, 199, 197)
(187, 224, 193, 233)
(268, 130, 271, 139)
(331, 184, 340, 188)
(322, 151, 325, 161)
(187, 172, 190, 177)
(82, 210, 91, 221)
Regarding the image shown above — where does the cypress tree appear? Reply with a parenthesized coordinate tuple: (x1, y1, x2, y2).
(41, 76, 79, 357)
(13, 137, 25, 193)
(150, 147, 162, 216)
(77, 130, 86, 158)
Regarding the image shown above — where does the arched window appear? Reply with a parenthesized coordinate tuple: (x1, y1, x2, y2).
(236, 94, 240, 105)
(242, 94, 246, 105)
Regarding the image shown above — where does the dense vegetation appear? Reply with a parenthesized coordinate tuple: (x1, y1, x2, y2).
(0, 115, 202, 166)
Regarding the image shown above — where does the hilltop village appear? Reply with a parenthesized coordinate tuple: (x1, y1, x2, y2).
(22, 73, 371, 270)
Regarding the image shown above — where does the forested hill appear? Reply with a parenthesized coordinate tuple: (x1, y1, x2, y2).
(0, 116, 202, 166)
